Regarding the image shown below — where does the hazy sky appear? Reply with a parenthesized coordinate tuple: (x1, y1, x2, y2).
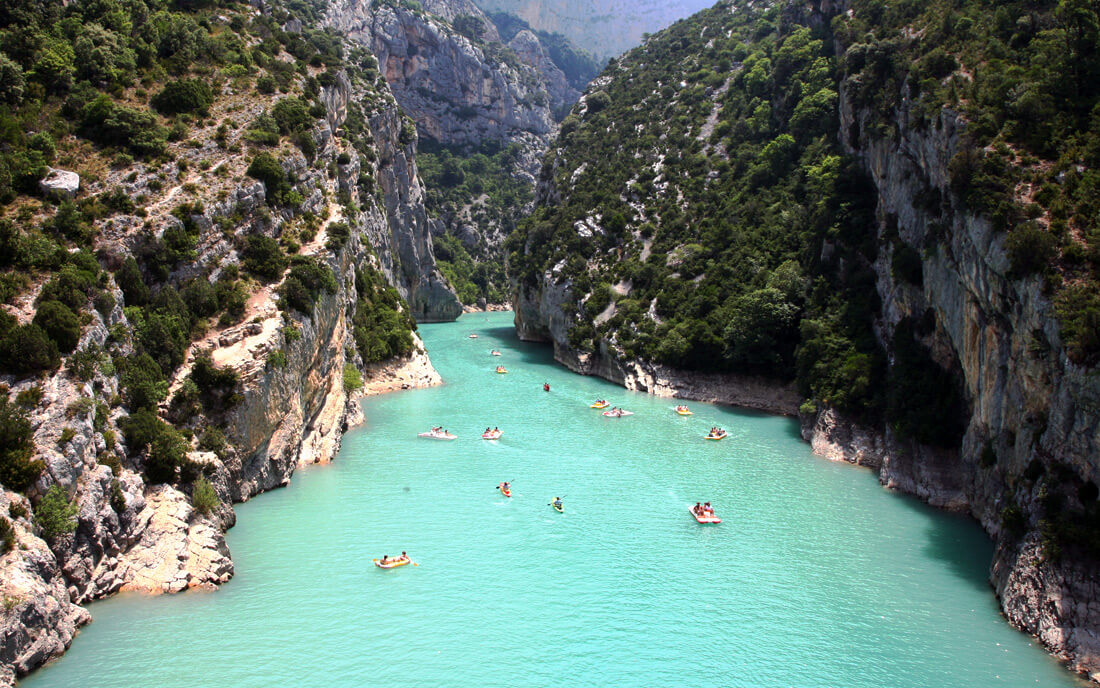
(473, 0, 716, 59)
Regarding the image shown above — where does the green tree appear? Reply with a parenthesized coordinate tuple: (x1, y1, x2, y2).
(0, 396, 42, 492)
(34, 485, 77, 539)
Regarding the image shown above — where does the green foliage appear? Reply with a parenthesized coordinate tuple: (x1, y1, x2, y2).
(79, 95, 168, 158)
(0, 516, 13, 554)
(151, 79, 215, 116)
(34, 485, 77, 540)
(271, 96, 314, 135)
(119, 352, 168, 412)
(241, 234, 288, 281)
(1054, 283, 1100, 366)
(278, 256, 336, 315)
(246, 153, 294, 206)
(189, 354, 241, 415)
(191, 476, 218, 515)
(115, 257, 150, 307)
(511, 4, 883, 417)
(0, 396, 41, 492)
(1006, 225, 1058, 278)
(416, 140, 529, 302)
(342, 363, 363, 392)
(352, 266, 416, 363)
(32, 300, 82, 354)
(120, 408, 190, 484)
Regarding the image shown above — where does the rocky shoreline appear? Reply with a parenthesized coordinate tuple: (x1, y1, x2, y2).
(516, 321, 1099, 683)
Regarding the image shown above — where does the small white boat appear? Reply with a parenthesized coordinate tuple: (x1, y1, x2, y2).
(468, 334, 479, 339)
(490, 350, 502, 356)
(481, 430, 503, 440)
(602, 409, 634, 417)
(418, 430, 457, 440)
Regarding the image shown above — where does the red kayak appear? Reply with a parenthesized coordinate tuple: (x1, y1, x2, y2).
(499, 484, 512, 498)
(690, 507, 721, 524)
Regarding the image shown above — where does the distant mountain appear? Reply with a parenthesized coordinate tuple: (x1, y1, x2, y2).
(472, 0, 716, 59)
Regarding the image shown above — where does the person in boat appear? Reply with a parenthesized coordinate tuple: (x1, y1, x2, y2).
(485, 427, 490, 434)
(400, 551, 409, 562)
(493, 426, 499, 432)
(553, 497, 563, 508)
(544, 382, 550, 392)
(501, 481, 510, 491)
(380, 554, 390, 564)
(704, 502, 712, 514)
(694, 502, 702, 515)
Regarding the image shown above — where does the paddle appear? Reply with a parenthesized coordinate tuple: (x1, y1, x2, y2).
(494, 481, 515, 491)
(546, 495, 567, 505)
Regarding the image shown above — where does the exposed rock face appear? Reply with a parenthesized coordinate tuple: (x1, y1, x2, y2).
(0, 61, 452, 686)
(837, 78, 1100, 677)
(472, 0, 715, 60)
(512, 3, 1100, 681)
(327, 0, 573, 173)
(37, 168, 79, 200)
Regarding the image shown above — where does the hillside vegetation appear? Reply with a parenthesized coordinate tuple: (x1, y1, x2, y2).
(0, 0, 418, 494)
(509, 0, 1100, 446)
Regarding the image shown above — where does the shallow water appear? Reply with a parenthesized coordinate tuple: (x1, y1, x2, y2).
(23, 312, 1084, 687)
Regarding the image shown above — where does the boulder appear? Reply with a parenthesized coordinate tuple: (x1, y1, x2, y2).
(38, 168, 80, 200)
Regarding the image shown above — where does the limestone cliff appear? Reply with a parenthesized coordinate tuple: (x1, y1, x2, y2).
(510, 0, 1100, 680)
(327, 0, 575, 174)
(0, 20, 454, 688)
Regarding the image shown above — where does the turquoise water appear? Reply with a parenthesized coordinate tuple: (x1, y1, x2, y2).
(23, 312, 1083, 687)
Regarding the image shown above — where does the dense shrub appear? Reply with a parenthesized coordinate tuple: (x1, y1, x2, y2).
(190, 355, 241, 414)
(342, 363, 363, 392)
(79, 95, 168, 157)
(246, 153, 293, 206)
(351, 266, 415, 363)
(34, 485, 77, 539)
(32, 300, 82, 353)
(241, 235, 288, 281)
(191, 477, 218, 515)
(119, 353, 168, 411)
(278, 256, 336, 315)
(151, 79, 215, 115)
(115, 257, 150, 307)
(0, 396, 42, 492)
(120, 409, 190, 484)
(1055, 284, 1100, 367)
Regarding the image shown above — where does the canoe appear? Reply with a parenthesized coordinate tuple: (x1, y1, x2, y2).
(374, 557, 412, 569)
(499, 485, 512, 497)
(468, 334, 478, 338)
(603, 410, 634, 417)
(690, 508, 721, 524)
(496, 368, 508, 374)
(705, 432, 727, 441)
(491, 351, 501, 356)
(482, 430, 503, 440)
(676, 409, 693, 415)
(590, 401, 609, 409)
(552, 502, 563, 513)
(418, 431, 457, 440)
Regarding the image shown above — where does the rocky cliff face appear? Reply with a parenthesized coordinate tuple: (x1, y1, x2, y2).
(327, 0, 575, 174)
(0, 47, 453, 688)
(835, 79, 1100, 678)
(511, 0, 1100, 680)
(471, 0, 714, 60)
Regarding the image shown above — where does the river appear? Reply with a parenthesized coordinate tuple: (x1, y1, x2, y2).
(22, 312, 1084, 687)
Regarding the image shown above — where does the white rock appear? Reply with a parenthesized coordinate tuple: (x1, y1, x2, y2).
(38, 168, 80, 200)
